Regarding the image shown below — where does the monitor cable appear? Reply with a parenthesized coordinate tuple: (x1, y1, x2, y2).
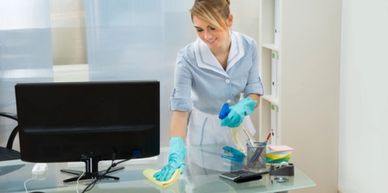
(24, 177, 35, 193)
(81, 154, 130, 193)
(24, 163, 48, 193)
(76, 171, 86, 193)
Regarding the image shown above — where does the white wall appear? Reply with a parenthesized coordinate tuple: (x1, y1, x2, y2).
(281, 0, 341, 192)
(339, 0, 388, 193)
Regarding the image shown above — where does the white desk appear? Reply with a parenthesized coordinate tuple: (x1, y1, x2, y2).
(0, 145, 315, 193)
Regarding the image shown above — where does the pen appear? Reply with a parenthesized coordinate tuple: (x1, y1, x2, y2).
(264, 132, 272, 143)
(241, 126, 256, 147)
(247, 132, 272, 168)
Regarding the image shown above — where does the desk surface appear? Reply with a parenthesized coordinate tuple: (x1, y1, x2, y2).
(0, 145, 315, 193)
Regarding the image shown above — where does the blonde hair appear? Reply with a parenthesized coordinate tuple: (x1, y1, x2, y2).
(190, 0, 231, 30)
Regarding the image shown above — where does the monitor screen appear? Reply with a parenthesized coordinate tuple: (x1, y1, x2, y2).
(15, 81, 160, 164)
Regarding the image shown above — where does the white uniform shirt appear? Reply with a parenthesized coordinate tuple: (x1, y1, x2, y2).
(170, 31, 264, 115)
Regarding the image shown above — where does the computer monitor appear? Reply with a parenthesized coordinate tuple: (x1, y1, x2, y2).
(15, 81, 160, 182)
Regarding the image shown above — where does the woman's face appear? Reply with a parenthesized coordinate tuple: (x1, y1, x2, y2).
(192, 15, 232, 52)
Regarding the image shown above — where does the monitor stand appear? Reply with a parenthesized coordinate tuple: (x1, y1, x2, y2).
(60, 156, 124, 183)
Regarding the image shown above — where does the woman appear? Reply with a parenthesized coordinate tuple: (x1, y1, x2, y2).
(154, 0, 263, 181)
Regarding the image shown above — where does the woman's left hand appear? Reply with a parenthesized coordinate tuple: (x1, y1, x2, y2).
(220, 97, 257, 128)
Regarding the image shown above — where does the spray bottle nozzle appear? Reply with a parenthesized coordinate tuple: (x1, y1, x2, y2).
(219, 103, 231, 119)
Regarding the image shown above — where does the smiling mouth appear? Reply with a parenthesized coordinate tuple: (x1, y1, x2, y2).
(207, 39, 216, 45)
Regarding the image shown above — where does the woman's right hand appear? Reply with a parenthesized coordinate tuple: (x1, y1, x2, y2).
(153, 137, 186, 181)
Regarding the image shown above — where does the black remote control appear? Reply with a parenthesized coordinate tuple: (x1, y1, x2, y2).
(219, 170, 263, 183)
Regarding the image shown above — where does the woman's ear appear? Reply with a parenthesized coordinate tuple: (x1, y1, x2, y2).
(226, 15, 233, 27)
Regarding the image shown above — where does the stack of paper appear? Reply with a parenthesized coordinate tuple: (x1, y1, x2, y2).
(266, 145, 294, 163)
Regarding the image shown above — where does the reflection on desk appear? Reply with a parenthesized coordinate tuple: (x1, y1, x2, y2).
(0, 144, 316, 193)
(0, 163, 24, 177)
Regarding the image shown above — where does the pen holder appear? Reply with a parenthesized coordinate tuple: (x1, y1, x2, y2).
(246, 142, 266, 171)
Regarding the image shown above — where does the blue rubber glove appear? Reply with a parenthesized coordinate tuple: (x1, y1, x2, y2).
(220, 97, 257, 128)
(153, 137, 186, 181)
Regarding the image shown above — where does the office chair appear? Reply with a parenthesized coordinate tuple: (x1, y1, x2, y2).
(0, 112, 20, 161)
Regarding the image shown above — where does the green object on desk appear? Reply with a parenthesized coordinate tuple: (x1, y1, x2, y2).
(266, 153, 291, 163)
